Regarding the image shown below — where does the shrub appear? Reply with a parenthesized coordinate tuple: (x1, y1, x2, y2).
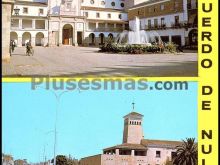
(99, 43, 176, 54)
(164, 42, 177, 53)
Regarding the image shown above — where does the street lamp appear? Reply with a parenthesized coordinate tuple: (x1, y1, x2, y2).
(34, 86, 72, 165)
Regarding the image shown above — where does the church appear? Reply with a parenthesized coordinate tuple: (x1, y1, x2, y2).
(79, 111, 183, 165)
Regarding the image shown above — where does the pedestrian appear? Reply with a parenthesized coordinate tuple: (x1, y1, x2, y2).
(10, 40, 15, 55)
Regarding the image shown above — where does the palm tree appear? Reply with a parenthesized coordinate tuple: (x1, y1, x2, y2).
(173, 138, 198, 165)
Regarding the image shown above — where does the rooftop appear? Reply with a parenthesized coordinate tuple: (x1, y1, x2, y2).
(103, 143, 147, 151)
(141, 139, 183, 148)
(123, 111, 143, 118)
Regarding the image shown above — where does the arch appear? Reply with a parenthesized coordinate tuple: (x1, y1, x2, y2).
(35, 32, 44, 46)
(89, 33, 95, 45)
(62, 24, 73, 45)
(22, 32, 31, 46)
(10, 32, 18, 46)
(188, 29, 198, 45)
(108, 33, 113, 39)
(99, 33, 105, 45)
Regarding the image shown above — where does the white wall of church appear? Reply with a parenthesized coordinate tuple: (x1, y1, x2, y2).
(146, 147, 176, 165)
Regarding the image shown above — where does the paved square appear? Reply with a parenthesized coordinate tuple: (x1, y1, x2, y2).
(2, 47, 198, 77)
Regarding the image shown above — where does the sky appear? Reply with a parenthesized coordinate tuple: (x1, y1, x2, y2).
(2, 82, 198, 163)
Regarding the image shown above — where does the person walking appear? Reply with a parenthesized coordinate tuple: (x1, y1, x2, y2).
(26, 41, 34, 56)
(10, 40, 15, 55)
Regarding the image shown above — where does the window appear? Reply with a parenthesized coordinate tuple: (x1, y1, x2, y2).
(171, 152, 177, 160)
(23, 7, 28, 14)
(154, 7, 156, 12)
(160, 4, 164, 10)
(156, 151, 161, 158)
(161, 17, 165, 25)
(148, 20, 151, 28)
(175, 15, 179, 25)
(90, 0, 94, 4)
(120, 3, 124, 7)
(39, 8, 43, 14)
(101, 1, 105, 5)
(174, 1, 179, 8)
(66, 3, 71, 9)
(108, 13, 111, 18)
(154, 19, 158, 27)
(96, 13, 100, 18)
(84, 12, 88, 17)
(111, 2, 115, 6)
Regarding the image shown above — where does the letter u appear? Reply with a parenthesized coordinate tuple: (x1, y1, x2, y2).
(202, 144, 212, 154)
(202, 3, 212, 12)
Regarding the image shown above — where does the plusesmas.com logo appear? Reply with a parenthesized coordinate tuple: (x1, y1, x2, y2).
(31, 77, 188, 91)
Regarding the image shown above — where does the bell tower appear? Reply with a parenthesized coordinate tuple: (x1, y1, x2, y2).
(122, 103, 144, 144)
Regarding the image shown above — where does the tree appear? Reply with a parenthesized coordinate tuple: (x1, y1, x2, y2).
(173, 138, 198, 165)
(56, 155, 68, 165)
(52, 155, 78, 165)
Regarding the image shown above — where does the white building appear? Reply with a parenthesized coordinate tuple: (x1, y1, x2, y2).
(10, 0, 48, 47)
(81, 0, 128, 46)
(9, 0, 197, 47)
(80, 111, 183, 165)
(47, 0, 85, 46)
(128, 0, 198, 46)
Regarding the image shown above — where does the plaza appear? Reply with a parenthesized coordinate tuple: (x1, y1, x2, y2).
(2, 47, 197, 77)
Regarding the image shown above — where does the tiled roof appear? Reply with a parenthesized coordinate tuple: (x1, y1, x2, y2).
(141, 139, 183, 148)
(103, 143, 147, 151)
(124, 112, 143, 118)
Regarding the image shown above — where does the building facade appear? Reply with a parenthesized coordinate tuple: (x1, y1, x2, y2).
(79, 112, 183, 165)
(128, 0, 198, 46)
(10, 0, 48, 47)
(81, 0, 128, 46)
(47, 0, 85, 46)
(9, 0, 197, 47)
(2, 0, 15, 60)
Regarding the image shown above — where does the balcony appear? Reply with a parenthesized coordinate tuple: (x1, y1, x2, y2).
(145, 24, 166, 30)
(11, 19, 46, 30)
(171, 22, 185, 28)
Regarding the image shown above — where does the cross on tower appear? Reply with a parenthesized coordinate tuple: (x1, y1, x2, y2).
(132, 102, 135, 111)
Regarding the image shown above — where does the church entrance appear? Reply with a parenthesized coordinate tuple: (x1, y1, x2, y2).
(62, 24, 73, 45)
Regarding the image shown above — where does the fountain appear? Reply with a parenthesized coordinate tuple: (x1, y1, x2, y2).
(100, 17, 176, 54)
(115, 17, 162, 45)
